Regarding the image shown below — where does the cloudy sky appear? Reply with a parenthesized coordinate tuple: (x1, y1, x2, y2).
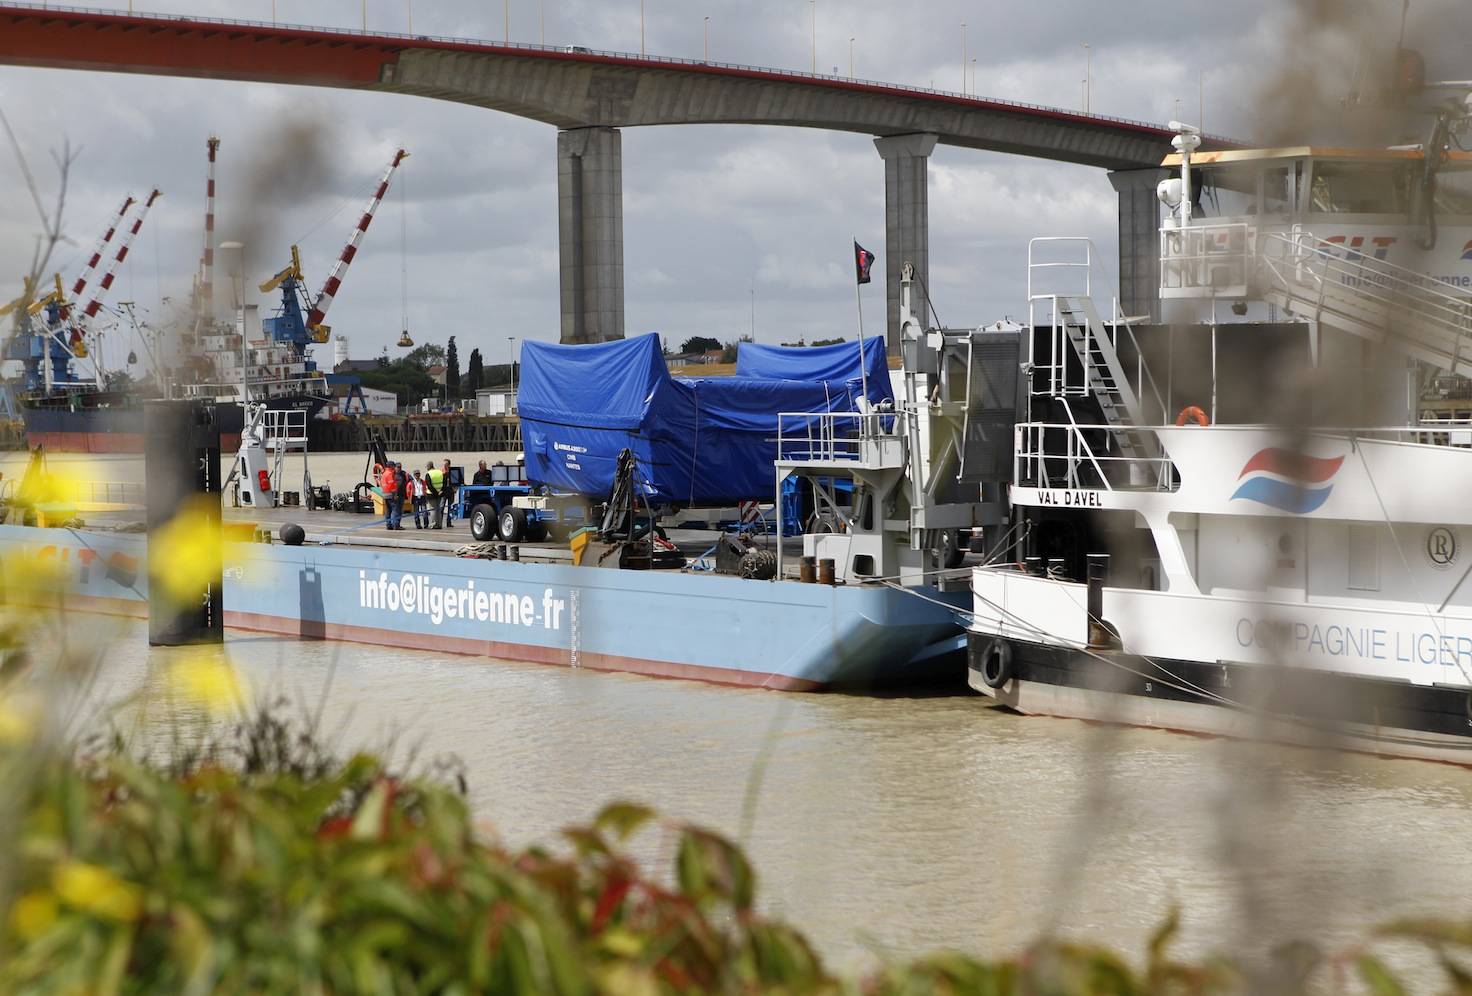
(0, 0, 1464, 372)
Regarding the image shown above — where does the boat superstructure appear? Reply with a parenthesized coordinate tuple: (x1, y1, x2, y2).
(966, 105, 1472, 763)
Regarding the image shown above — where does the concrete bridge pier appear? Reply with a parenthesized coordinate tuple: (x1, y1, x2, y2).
(1108, 167, 1169, 323)
(558, 126, 624, 344)
(874, 133, 938, 352)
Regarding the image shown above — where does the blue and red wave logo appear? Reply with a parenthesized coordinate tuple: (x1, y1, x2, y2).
(1229, 448, 1344, 514)
(1462, 239, 1472, 261)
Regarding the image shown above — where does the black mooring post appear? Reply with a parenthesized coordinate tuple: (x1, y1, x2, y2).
(1086, 553, 1110, 648)
(146, 401, 223, 646)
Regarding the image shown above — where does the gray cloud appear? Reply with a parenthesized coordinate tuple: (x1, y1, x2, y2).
(2, 0, 1468, 372)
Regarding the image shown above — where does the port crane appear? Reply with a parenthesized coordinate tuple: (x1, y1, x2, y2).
(257, 148, 408, 353)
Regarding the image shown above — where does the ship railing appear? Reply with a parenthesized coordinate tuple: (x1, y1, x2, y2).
(1259, 229, 1472, 370)
(1027, 236, 1168, 426)
(776, 409, 905, 466)
(1018, 419, 1472, 493)
(261, 408, 309, 445)
(1158, 221, 1253, 298)
(1015, 420, 1178, 492)
(2, 479, 145, 506)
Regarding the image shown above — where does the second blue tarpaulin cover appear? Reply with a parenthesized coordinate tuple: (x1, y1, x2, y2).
(518, 333, 892, 505)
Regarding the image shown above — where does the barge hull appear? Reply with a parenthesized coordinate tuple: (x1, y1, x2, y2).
(4, 526, 966, 690)
(968, 635, 1472, 766)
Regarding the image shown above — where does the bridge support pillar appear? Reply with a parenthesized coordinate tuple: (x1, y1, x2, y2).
(1108, 167, 1169, 323)
(874, 133, 938, 353)
(558, 126, 624, 344)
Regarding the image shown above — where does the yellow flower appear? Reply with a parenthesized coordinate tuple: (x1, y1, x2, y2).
(52, 862, 141, 922)
(16, 465, 83, 506)
(164, 650, 245, 714)
(0, 694, 37, 744)
(148, 496, 223, 607)
(0, 548, 68, 599)
(8, 891, 58, 939)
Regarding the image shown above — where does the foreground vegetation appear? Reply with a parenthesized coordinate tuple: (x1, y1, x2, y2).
(0, 703, 1468, 994)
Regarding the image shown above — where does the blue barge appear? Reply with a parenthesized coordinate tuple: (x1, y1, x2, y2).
(1, 525, 967, 690)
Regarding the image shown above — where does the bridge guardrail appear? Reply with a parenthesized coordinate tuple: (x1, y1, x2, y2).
(3, 3, 1243, 145)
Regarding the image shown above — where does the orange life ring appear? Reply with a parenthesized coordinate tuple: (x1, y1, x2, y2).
(1175, 405, 1209, 427)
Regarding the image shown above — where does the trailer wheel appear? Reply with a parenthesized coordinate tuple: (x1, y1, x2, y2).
(525, 520, 548, 543)
(470, 503, 497, 542)
(499, 506, 527, 543)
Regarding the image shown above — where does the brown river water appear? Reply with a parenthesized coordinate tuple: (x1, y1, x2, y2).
(60, 614, 1472, 974)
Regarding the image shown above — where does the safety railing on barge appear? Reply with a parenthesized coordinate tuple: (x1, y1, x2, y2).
(775, 410, 906, 468)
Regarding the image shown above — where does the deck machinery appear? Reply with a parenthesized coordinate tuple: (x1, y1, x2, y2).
(774, 265, 1020, 587)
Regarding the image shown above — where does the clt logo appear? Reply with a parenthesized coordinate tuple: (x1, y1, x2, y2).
(1230, 447, 1345, 515)
(1324, 235, 1396, 261)
(1461, 239, 1472, 261)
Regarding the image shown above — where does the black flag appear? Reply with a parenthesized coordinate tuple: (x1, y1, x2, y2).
(854, 242, 876, 285)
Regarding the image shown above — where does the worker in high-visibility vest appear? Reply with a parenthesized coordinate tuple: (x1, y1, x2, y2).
(426, 461, 446, 530)
(381, 461, 403, 530)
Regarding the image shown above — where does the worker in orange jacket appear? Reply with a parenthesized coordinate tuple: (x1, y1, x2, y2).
(381, 461, 403, 530)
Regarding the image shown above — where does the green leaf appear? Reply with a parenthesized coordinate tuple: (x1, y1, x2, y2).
(676, 826, 755, 913)
(349, 781, 391, 842)
(593, 802, 655, 842)
(1357, 953, 1408, 996)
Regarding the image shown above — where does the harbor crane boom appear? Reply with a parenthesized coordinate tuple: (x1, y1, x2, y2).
(304, 148, 408, 339)
(82, 189, 161, 320)
(70, 194, 134, 304)
(258, 245, 304, 296)
(0, 276, 35, 320)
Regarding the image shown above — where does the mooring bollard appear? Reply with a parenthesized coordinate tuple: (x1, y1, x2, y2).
(817, 558, 836, 586)
(1086, 553, 1111, 648)
(799, 555, 817, 584)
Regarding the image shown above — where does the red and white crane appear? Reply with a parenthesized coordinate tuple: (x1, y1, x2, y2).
(82, 189, 161, 320)
(69, 194, 135, 309)
(200, 135, 220, 319)
(305, 148, 408, 338)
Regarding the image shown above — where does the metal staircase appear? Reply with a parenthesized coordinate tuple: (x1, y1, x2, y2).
(1162, 223, 1472, 376)
(1028, 239, 1167, 465)
(1259, 230, 1472, 375)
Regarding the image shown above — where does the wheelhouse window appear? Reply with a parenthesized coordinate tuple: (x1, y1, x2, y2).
(1307, 162, 1412, 214)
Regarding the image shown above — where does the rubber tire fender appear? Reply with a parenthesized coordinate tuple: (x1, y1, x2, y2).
(470, 503, 497, 542)
(979, 638, 1013, 689)
(499, 506, 527, 543)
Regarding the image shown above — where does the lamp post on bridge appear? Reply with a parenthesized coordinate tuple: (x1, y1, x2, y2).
(809, 0, 816, 74)
(704, 15, 710, 61)
(640, 0, 645, 57)
(508, 336, 518, 397)
(1083, 42, 1092, 112)
(960, 22, 967, 94)
(849, 36, 854, 78)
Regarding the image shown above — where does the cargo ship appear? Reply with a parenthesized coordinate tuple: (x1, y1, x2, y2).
(966, 105, 1472, 763)
(10, 140, 399, 454)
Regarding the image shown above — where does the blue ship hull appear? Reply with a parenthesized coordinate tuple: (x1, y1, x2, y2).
(0, 526, 967, 690)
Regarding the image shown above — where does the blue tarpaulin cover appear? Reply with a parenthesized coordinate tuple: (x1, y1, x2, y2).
(518, 333, 892, 505)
